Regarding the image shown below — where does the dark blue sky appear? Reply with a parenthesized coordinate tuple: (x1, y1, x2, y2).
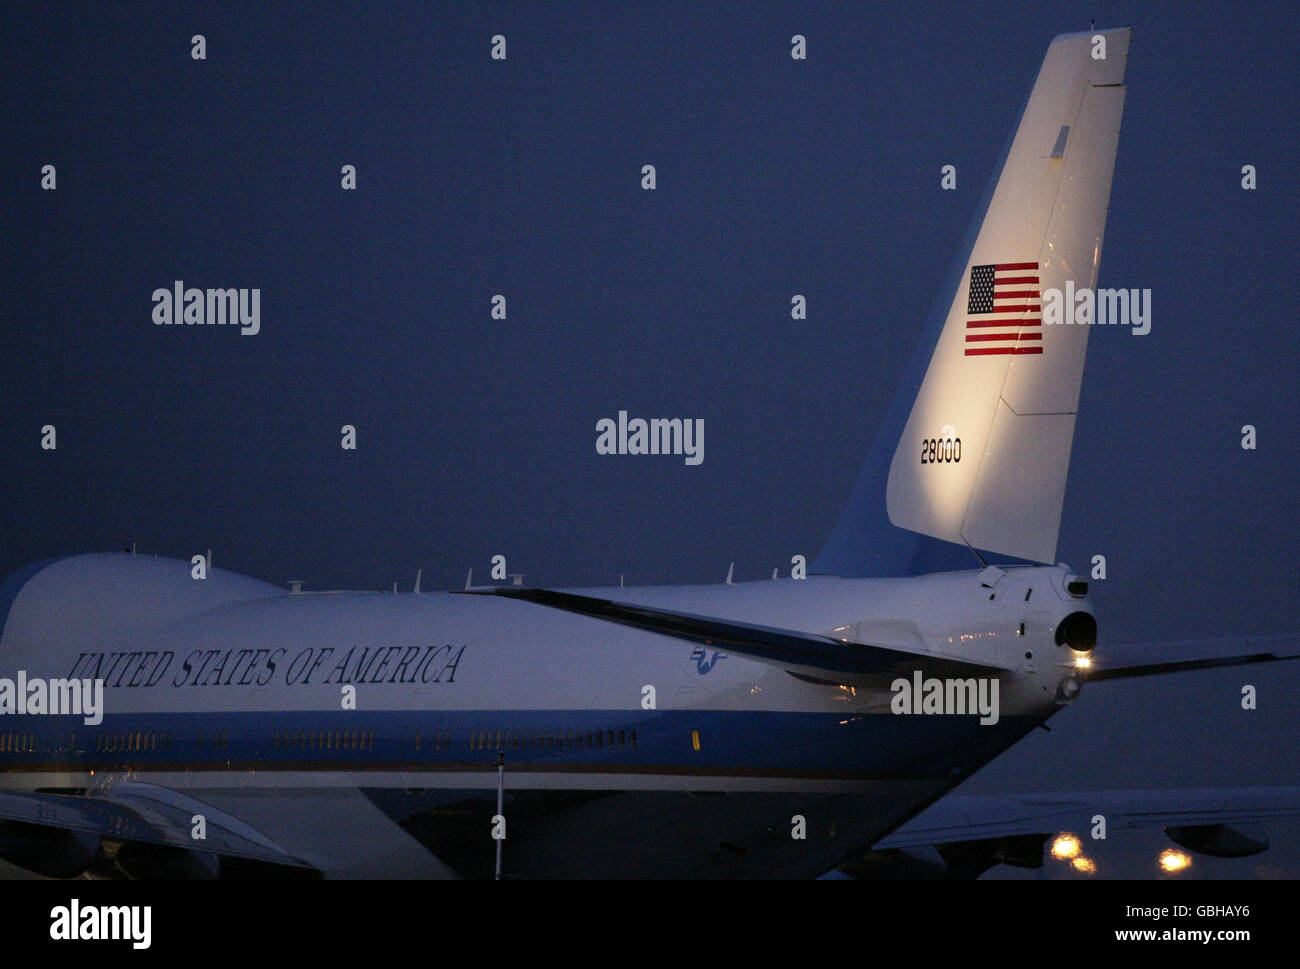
(3, 0, 1299, 879)
(3, 1, 1297, 643)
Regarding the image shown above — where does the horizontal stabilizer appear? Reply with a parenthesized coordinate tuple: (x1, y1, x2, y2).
(1087, 634, 1300, 682)
(457, 586, 1005, 682)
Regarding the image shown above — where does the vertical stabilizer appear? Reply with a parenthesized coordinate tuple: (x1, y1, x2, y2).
(815, 28, 1130, 575)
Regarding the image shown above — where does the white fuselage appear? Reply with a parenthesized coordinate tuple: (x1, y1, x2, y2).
(0, 554, 1092, 796)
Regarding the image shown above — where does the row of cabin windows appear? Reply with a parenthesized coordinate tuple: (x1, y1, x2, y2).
(8, 728, 647, 756)
(195, 729, 229, 750)
(16, 731, 231, 754)
(0, 733, 35, 753)
(95, 730, 173, 752)
(468, 728, 636, 751)
(10, 730, 229, 754)
(274, 728, 375, 751)
(413, 729, 450, 751)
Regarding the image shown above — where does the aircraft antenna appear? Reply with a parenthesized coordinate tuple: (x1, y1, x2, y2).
(495, 751, 506, 880)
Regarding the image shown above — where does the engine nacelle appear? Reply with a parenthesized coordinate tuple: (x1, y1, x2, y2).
(1055, 610, 1097, 654)
(0, 821, 100, 878)
(114, 841, 221, 879)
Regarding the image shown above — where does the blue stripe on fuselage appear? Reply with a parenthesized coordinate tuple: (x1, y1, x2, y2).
(0, 708, 1038, 779)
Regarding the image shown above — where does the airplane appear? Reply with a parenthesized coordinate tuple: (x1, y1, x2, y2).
(1, 26, 1296, 880)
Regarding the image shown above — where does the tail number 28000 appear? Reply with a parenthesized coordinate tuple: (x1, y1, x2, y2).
(920, 437, 961, 464)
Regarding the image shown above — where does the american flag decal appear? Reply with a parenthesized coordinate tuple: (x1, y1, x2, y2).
(964, 262, 1042, 356)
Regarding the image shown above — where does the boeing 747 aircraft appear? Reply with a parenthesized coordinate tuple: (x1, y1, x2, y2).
(1, 26, 1296, 880)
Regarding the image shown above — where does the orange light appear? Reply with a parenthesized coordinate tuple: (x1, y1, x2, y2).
(1051, 833, 1082, 860)
(1159, 849, 1192, 873)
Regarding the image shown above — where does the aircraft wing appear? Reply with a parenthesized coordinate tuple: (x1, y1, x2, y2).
(457, 586, 1007, 680)
(839, 785, 1300, 878)
(0, 778, 460, 879)
(872, 786, 1300, 850)
(0, 782, 313, 872)
(1086, 634, 1300, 682)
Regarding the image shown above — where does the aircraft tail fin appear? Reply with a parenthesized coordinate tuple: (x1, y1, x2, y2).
(815, 28, 1130, 575)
